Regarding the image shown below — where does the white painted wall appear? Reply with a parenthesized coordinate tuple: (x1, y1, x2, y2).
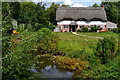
(57, 21, 71, 25)
(87, 21, 106, 25)
(106, 21, 117, 29)
(57, 21, 106, 25)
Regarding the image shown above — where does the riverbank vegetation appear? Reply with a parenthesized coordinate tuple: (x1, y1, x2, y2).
(2, 2, 119, 80)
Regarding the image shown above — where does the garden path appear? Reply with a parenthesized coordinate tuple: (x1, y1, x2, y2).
(72, 32, 103, 39)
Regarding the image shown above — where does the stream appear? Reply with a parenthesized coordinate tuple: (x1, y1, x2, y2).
(29, 55, 74, 78)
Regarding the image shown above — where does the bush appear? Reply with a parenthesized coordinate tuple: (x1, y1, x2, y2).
(79, 55, 119, 78)
(108, 28, 112, 31)
(54, 56, 88, 72)
(81, 27, 88, 32)
(47, 24, 56, 31)
(25, 24, 34, 32)
(17, 24, 26, 32)
(37, 28, 58, 54)
(2, 28, 59, 80)
(111, 28, 119, 33)
(2, 52, 37, 80)
(17, 24, 34, 32)
(94, 37, 117, 64)
(99, 28, 102, 30)
(77, 29, 82, 32)
(89, 26, 99, 32)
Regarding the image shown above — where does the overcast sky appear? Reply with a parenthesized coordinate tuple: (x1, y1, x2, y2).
(32, 0, 101, 7)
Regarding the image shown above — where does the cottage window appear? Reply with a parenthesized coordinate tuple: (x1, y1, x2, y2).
(88, 26, 91, 28)
(96, 26, 100, 28)
(64, 25, 68, 28)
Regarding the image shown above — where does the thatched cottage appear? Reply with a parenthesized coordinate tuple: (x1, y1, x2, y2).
(54, 7, 117, 32)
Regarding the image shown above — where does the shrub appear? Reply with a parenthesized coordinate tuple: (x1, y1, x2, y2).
(2, 36, 11, 56)
(17, 24, 34, 32)
(2, 52, 37, 80)
(37, 28, 58, 54)
(67, 49, 89, 61)
(111, 28, 119, 33)
(99, 28, 102, 30)
(47, 24, 56, 31)
(25, 24, 34, 32)
(17, 24, 26, 32)
(81, 27, 88, 32)
(2, 28, 59, 80)
(108, 28, 112, 31)
(79, 55, 119, 78)
(77, 29, 82, 32)
(94, 37, 117, 64)
(89, 26, 99, 32)
(54, 56, 89, 72)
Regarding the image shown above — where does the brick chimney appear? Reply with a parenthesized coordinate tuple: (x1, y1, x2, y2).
(101, 4, 104, 8)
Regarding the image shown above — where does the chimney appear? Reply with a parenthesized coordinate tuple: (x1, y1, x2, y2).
(101, 4, 104, 8)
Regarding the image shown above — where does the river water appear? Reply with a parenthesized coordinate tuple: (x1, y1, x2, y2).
(29, 55, 74, 78)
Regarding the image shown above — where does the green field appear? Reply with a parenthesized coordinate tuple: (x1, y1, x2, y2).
(77, 32, 118, 39)
(56, 32, 118, 57)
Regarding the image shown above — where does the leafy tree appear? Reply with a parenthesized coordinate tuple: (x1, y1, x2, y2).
(46, 3, 69, 25)
(61, 4, 69, 7)
(92, 3, 100, 7)
(101, 2, 119, 25)
(46, 2, 60, 25)
(35, 2, 49, 30)
(18, 2, 37, 24)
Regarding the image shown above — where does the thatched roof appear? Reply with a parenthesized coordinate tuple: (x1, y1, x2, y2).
(56, 7, 107, 21)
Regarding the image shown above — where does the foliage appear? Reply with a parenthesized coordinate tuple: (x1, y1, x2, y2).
(2, 36, 11, 56)
(79, 55, 119, 78)
(108, 28, 119, 33)
(91, 3, 100, 7)
(37, 28, 58, 54)
(2, 52, 37, 80)
(94, 37, 117, 63)
(76, 29, 82, 32)
(54, 56, 89, 72)
(11, 28, 58, 55)
(101, 2, 119, 25)
(46, 2, 69, 25)
(46, 2, 60, 25)
(57, 32, 119, 78)
(47, 24, 56, 31)
(2, 28, 58, 79)
(89, 26, 99, 32)
(16, 24, 26, 32)
(81, 27, 88, 32)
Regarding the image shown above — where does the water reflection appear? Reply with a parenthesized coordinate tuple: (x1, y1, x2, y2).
(41, 65, 73, 78)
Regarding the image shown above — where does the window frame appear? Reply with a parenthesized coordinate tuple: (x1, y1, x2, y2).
(64, 25, 68, 28)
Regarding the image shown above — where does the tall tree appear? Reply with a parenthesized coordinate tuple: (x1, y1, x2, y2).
(46, 2, 60, 25)
(46, 3, 69, 25)
(92, 3, 100, 7)
(101, 2, 119, 26)
(18, 2, 37, 24)
(61, 4, 69, 7)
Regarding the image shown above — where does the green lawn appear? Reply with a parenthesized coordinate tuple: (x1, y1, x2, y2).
(78, 32, 118, 40)
(56, 32, 118, 58)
